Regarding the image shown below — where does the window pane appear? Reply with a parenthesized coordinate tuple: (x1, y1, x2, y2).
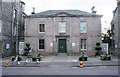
(59, 22, 66, 33)
(13, 26, 16, 36)
(84, 45, 86, 49)
(39, 39, 45, 49)
(39, 24, 45, 32)
(59, 23, 65, 28)
(41, 45, 44, 49)
(80, 21, 87, 33)
(59, 28, 66, 33)
(81, 39, 87, 50)
(0, 20, 2, 33)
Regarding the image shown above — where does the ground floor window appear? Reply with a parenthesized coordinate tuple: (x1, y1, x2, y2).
(81, 39, 87, 50)
(39, 39, 45, 49)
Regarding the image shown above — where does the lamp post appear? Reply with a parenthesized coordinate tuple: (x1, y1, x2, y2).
(109, 36, 112, 55)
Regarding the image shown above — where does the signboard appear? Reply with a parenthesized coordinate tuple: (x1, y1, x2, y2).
(50, 43, 53, 46)
(19, 42, 24, 54)
(72, 43, 75, 46)
(101, 43, 108, 54)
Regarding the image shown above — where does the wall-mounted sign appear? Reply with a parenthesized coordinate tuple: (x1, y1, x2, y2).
(50, 43, 53, 46)
(72, 43, 75, 46)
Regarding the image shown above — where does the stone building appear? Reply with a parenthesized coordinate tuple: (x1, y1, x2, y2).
(25, 10, 102, 56)
(1, 0, 26, 57)
(111, 0, 120, 55)
(0, 0, 2, 57)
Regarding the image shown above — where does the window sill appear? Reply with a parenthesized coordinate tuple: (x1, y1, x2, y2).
(38, 49, 45, 51)
(39, 32, 45, 33)
(80, 49, 87, 51)
(80, 32, 87, 34)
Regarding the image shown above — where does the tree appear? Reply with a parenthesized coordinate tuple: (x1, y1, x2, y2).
(102, 30, 112, 46)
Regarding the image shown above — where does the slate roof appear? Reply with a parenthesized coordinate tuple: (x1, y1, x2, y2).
(27, 10, 102, 18)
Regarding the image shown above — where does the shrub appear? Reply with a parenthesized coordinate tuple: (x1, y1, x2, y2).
(95, 43, 102, 57)
(23, 43, 31, 56)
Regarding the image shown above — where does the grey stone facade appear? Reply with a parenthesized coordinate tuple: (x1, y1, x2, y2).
(25, 10, 102, 56)
(118, 1, 120, 55)
(111, 0, 120, 55)
(0, 0, 2, 57)
(1, 0, 26, 57)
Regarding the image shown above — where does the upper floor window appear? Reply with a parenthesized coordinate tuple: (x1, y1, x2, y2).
(13, 9, 17, 20)
(59, 22, 66, 33)
(13, 26, 16, 36)
(80, 21, 87, 33)
(39, 24, 45, 32)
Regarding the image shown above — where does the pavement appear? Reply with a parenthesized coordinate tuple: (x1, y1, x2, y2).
(1, 54, 119, 67)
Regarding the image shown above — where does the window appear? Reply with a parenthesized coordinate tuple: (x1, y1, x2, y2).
(81, 39, 87, 50)
(80, 21, 87, 33)
(13, 9, 17, 19)
(39, 24, 45, 32)
(59, 22, 66, 33)
(13, 26, 16, 36)
(39, 39, 45, 49)
(0, 20, 2, 33)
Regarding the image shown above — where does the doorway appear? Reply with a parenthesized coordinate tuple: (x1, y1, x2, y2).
(58, 39, 67, 53)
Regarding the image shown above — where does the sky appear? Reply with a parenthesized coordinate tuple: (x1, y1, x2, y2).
(21, 0, 117, 33)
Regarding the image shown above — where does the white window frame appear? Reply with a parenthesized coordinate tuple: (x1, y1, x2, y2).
(81, 39, 87, 50)
(39, 23, 45, 33)
(80, 21, 87, 33)
(59, 22, 66, 33)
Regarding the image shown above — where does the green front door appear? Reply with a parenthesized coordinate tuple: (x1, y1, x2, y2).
(58, 39, 67, 53)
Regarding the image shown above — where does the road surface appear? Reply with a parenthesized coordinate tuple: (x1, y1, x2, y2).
(2, 66, 118, 75)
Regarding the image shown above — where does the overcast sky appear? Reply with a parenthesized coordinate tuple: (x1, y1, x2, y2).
(21, 0, 117, 33)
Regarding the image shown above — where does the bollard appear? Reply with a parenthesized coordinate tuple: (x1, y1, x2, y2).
(25, 59, 28, 64)
(5, 62, 9, 67)
(79, 61, 84, 68)
(36, 59, 40, 64)
(17, 61, 20, 65)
